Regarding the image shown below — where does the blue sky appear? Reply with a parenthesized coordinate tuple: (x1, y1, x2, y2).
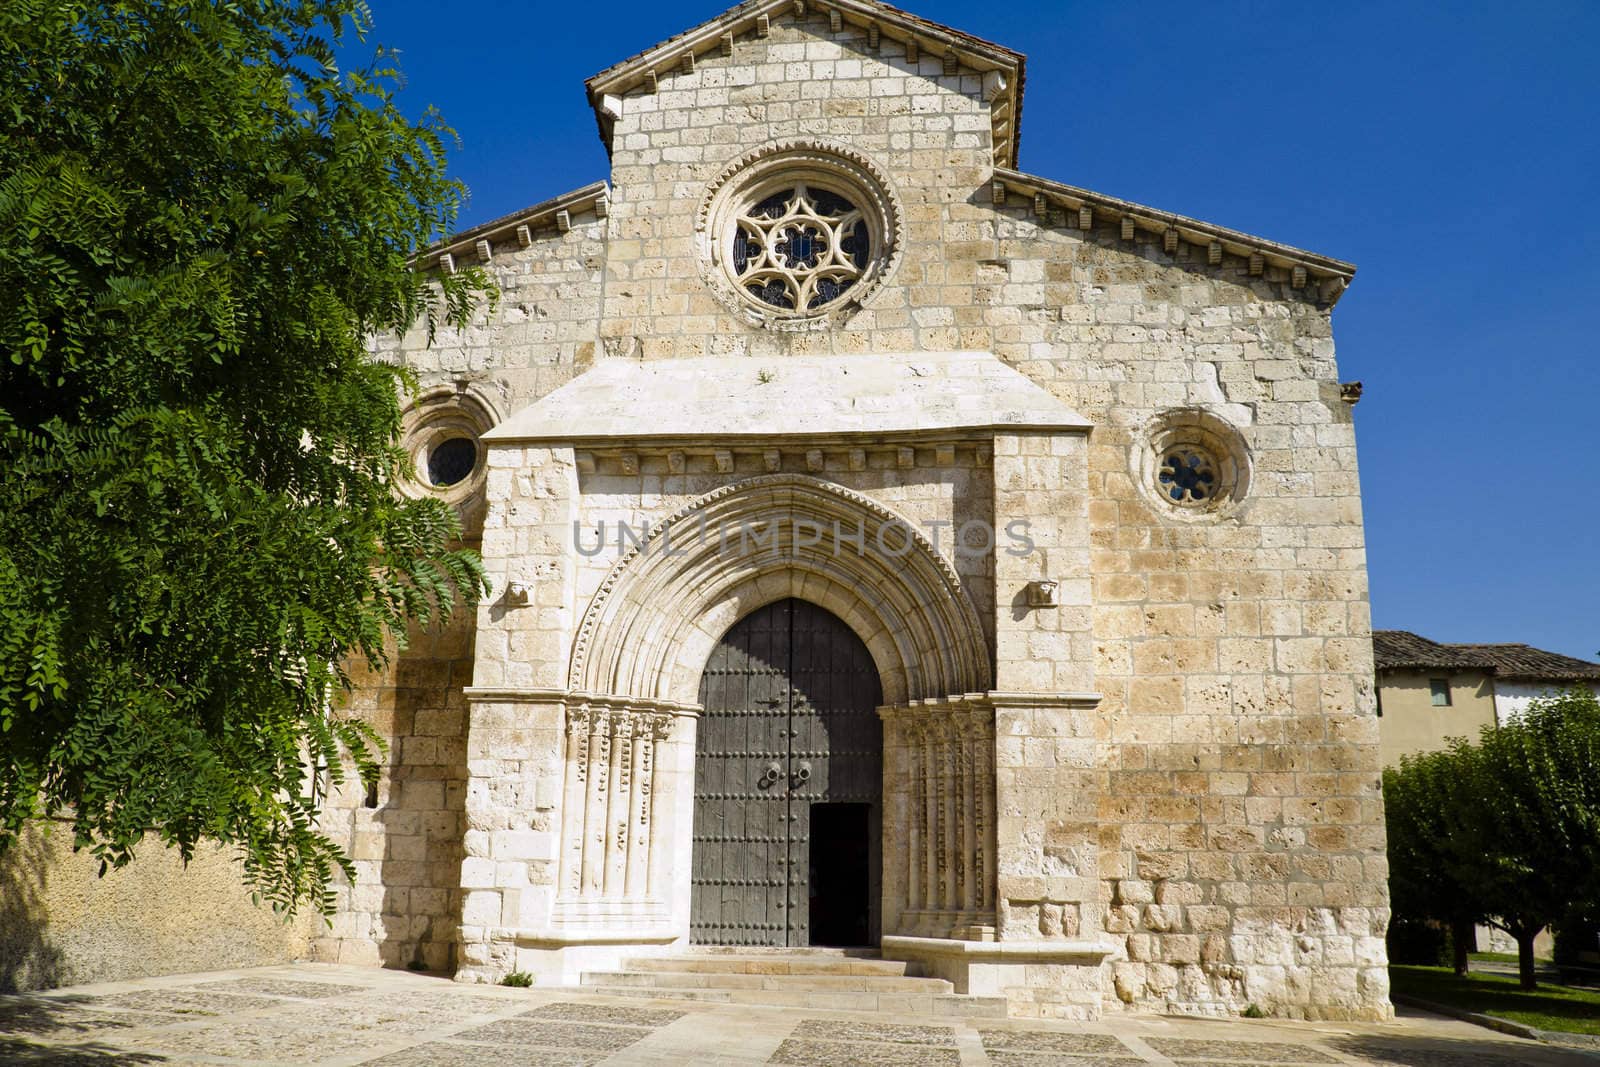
(358, 0, 1599, 660)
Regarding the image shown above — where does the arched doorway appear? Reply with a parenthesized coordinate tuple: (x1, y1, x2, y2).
(691, 598, 883, 948)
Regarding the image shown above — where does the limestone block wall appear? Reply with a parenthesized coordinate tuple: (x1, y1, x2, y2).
(311, 612, 475, 971)
(599, 11, 997, 359)
(372, 211, 606, 423)
(455, 694, 563, 981)
(973, 430, 1113, 1019)
(987, 208, 1387, 1020)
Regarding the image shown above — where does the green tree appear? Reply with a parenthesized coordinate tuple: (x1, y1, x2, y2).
(0, 0, 489, 914)
(1384, 688, 1600, 990)
(1473, 688, 1600, 989)
(1383, 746, 1488, 975)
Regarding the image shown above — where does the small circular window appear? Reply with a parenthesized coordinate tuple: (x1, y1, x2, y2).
(427, 437, 478, 488)
(698, 140, 902, 327)
(1134, 409, 1252, 519)
(1158, 447, 1217, 506)
(398, 387, 499, 536)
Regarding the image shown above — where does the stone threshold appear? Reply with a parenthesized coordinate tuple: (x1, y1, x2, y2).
(883, 936, 1118, 961)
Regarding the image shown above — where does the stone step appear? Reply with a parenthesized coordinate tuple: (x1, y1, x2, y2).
(583, 969, 952, 993)
(621, 954, 912, 976)
(580, 984, 1007, 1017)
(677, 946, 883, 956)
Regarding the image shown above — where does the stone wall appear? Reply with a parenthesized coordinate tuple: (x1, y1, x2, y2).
(988, 210, 1386, 1019)
(309, 614, 476, 971)
(1, 822, 312, 993)
(599, 12, 996, 359)
(373, 208, 607, 424)
(342, 3, 1387, 1021)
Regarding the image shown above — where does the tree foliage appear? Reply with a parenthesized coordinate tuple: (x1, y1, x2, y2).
(1382, 747, 1485, 972)
(0, 0, 490, 913)
(1384, 688, 1600, 988)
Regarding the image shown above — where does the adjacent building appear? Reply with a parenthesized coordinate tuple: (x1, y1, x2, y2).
(1373, 629, 1600, 766)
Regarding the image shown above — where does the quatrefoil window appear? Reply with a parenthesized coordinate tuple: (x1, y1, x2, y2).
(1159, 449, 1217, 504)
(728, 183, 872, 313)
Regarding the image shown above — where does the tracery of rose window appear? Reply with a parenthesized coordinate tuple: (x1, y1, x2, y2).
(729, 184, 872, 313)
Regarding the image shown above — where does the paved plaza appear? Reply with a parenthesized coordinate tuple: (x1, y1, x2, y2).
(0, 963, 1592, 1066)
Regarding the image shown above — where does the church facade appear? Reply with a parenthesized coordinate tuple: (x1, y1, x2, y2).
(320, 0, 1390, 1021)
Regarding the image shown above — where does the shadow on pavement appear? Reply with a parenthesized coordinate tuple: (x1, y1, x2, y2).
(1331, 1033, 1597, 1066)
(0, 1039, 170, 1064)
(0, 995, 170, 1064)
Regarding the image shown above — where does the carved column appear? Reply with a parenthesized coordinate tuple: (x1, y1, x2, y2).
(624, 714, 656, 899)
(559, 706, 593, 897)
(883, 698, 998, 938)
(580, 709, 612, 896)
(642, 713, 673, 899)
(556, 701, 678, 914)
(956, 712, 976, 914)
(976, 710, 996, 914)
(605, 712, 634, 895)
(906, 719, 925, 915)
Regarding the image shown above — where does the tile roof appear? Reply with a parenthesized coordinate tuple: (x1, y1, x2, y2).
(1372, 631, 1479, 671)
(1447, 643, 1600, 682)
(1373, 630, 1600, 681)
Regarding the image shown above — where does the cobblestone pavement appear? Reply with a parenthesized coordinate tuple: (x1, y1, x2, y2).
(1, 964, 1594, 1066)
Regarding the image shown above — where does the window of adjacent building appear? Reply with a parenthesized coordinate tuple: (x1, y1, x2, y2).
(1430, 678, 1452, 706)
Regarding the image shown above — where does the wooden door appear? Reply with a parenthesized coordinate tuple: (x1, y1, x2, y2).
(691, 599, 882, 946)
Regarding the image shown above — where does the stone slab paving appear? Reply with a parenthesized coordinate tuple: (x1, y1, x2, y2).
(0, 964, 1595, 1066)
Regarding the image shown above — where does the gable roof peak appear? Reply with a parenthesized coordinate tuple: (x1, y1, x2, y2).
(585, 0, 1025, 169)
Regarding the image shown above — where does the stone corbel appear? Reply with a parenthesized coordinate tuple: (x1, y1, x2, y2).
(982, 69, 1007, 102)
(1025, 579, 1059, 608)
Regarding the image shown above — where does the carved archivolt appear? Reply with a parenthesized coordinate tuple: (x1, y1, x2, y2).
(569, 474, 990, 705)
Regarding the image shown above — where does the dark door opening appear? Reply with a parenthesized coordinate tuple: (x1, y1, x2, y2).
(808, 802, 872, 946)
(692, 598, 882, 947)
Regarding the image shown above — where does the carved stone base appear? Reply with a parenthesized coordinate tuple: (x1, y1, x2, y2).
(882, 935, 1116, 1020)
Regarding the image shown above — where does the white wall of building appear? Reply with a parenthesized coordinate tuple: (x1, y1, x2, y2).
(1494, 681, 1600, 724)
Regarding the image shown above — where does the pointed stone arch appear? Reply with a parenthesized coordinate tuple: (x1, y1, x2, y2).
(569, 474, 991, 705)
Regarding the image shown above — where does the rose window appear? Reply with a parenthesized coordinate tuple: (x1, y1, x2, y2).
(1158, 449, 1217, 504)
(728, 183, 872, 313)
